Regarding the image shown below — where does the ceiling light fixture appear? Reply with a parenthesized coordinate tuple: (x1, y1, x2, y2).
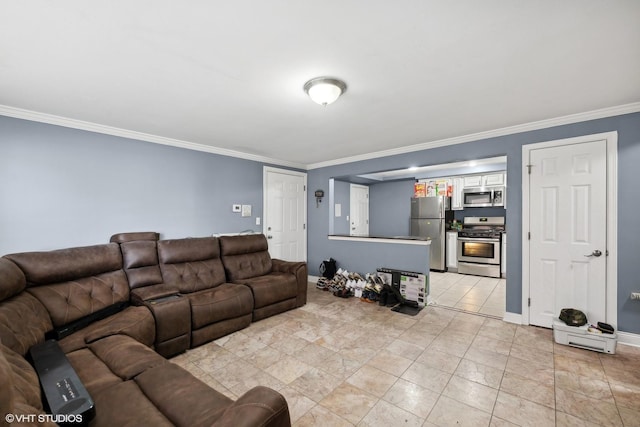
(303, 77, 347, 106)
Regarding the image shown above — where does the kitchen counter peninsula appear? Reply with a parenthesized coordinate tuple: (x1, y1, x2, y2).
(328, 234, 431, 245)
(325, 235, 430, 275)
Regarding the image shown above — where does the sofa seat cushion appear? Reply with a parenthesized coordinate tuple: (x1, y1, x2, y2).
(65, 348, 123, 397)
(135, 363, 231, 426)
(238, 273, 298, 309)
(187, 283, 253, 330)
(58, 305, 155, 354)
(90, 381, 174, 427)
(89, 334, 168, 380)
(65, 334, 168, 397)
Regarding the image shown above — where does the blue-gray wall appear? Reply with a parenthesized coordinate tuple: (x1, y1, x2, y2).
(369, 179, 414, 236)
(321, 239, 430, 278)
(331, 179, 351, 235)
(0, 116, 278, 254)
(308, 112, 640, 334)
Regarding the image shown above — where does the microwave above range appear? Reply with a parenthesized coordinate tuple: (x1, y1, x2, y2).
(462, 186, 505, 208)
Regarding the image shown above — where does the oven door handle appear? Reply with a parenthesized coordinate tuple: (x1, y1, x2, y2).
(457, 237, 501, 243)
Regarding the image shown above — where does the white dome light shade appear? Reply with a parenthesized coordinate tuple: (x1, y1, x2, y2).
(304, 77, 347, 106)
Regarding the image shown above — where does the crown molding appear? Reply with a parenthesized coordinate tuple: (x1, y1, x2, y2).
(306, 102, 640, 170)
(0, 105, 306, 170)
(2, 102, 638, 171)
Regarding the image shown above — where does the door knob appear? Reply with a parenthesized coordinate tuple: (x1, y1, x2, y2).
(267, 235, 273, 239)
(584, 250, 602, 258)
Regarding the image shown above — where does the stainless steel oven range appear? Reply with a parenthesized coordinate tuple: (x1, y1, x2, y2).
(457, 216, 504, 278)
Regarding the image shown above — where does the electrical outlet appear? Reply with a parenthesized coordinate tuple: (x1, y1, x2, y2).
(631, 292, 640, 300)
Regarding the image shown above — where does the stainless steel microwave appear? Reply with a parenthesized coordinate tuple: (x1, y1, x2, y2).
(462, 186, 505, 208)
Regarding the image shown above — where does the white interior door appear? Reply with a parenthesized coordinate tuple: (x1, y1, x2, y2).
(349, 184, 369, 236)
(528, 139, 607, 328)
(263, 167, 306, 261)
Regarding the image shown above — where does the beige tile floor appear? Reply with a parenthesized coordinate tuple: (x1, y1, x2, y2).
(171, 283, 640, 426)
(430, 271, 506, 318)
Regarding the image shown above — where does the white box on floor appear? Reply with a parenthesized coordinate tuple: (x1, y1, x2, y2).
(552, 319, 617, 354)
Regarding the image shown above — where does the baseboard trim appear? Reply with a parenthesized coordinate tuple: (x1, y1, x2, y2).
(617, 331, 640, 348)
(503, 312, 523, 325)
(308, 275, 319, 284)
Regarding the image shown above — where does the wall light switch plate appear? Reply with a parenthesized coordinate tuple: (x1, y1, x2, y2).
(241, 204, 252, 217)
(256, 217, 261, 225)
(232, 204, 241, 213)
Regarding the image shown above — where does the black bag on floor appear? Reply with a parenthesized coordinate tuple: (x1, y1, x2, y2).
(319, 258, 337, 278)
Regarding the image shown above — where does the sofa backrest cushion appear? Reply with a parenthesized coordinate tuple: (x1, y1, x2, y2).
(157, 237, 226, 293)
(0, 342, 43, 410)
(0, 341, 13, 418)
(0, 258, 26, 302)
(110, 231, 160, 244)
(0, 292, 53, 356)
(5, 244, 129, 329)
(120, 241, 163, 289)
(219, 234, 272, 281)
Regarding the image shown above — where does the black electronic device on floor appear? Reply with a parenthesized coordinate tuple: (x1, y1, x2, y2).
(387, 281, 423, 316)
(30, 340, 95, 424)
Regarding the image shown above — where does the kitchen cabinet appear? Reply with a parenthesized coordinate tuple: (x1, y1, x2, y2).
(463, 175, 482, 187)
(501, 232, 506, 277)
(484, 173, 505, 186)
(446, 231, 458, 271)
(463, 172, 506, 188)
(451, 177, 464, 210)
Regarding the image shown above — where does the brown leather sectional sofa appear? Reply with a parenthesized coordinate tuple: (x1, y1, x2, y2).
(0, 233, 307, 426)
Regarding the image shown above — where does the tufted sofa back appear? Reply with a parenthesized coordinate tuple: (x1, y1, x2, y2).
(5, 243, 129, 329)
(219, 234, 272, 281)
(157, 237, 226, 293)
(0, 258, 53, 356)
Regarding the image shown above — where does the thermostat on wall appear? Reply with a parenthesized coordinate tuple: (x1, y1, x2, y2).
(241, 204, 252, 217)
(232, 204, 241, 212)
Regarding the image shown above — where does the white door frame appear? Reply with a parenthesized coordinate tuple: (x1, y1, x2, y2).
(263, 166, 308, 261)
(521, 131, 618, 327)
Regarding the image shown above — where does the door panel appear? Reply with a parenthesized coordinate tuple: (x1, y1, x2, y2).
(349, 184, 369, 236)
(265, 169, 306, 262)
(529, 140, 607, 328)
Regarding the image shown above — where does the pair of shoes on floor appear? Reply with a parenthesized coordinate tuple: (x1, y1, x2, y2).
(333, 288, 352, 298)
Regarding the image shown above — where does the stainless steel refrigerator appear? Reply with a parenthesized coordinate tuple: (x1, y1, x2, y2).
(410, 196, 453, 271)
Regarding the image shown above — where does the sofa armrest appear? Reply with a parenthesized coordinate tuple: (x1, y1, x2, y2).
(271, 259, 304, 275)
(271, 259, 308, 307)
(130, 284, 180, 305)
(214, 386, 291, 427)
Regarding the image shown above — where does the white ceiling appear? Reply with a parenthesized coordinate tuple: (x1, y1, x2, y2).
(1, 1, 639, 168)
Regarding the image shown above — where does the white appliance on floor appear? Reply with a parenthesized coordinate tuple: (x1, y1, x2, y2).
(552, 319, 617, 354)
